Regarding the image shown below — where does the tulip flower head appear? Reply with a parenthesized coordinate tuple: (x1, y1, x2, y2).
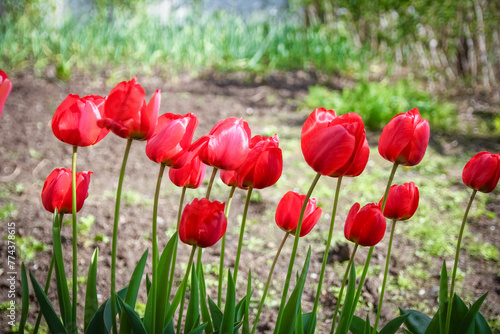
(301, 108, 368, 177)
(169, 155, 207, 189)
(52, 94, 110, 147)
(344, 203, 386, 247)
(98, 78, 160, 140)
(41, 168, 92, 214)
(198, 117, 251, 170)
(146, 113, 199, 168)
(235, 134, 283, 189)
(378, 108, 430, 166)
(0, 70, 12, 118)
(179, 198, 227, 248)
(379, 182, 419, 220)
(462, 151, 500, 193)
(220, 170, 247, 189)
(275, 191, 322, 237)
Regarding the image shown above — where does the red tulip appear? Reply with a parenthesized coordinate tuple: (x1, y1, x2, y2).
(301, 108, 368, 177)
(379, 182, 419, 220)
(235, 134, 283, 189)
(98, 78, 160, 140)
(169, 155, 207, 189)
(198, 117, 251, 170)
(0, 70, 12, 118)
(179, 198, 227, 248)
(275, 191, 322, 237)
(344, 203, 386, 247)
(220, 170, 246, 189)
(378, 108, 430, 166)
(52, 94, 110, 146)
(146, 113, 198, 168)
(462, 151, 500, 193)
(41, 168, 92, 214)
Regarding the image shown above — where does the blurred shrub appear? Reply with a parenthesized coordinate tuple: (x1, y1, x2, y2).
(304, 80, 457, 131)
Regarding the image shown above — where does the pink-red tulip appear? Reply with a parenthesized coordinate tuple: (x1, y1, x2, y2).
(220, 170, 246, 189)
(169, 155, 207, 189)
(379, 182, 419, 220)
(275, 191, 322, 237)
(146, 113, 198, 168)
(301, 108, 368, 177)
(344, 203, 386, 247)
(179, 198, 227, 248)
(41, 168, 92, 214)
(198, 117, 251, 170)
(0, 70, 12, 118)
(98, 78, 160, 140)
(378, 108, 430, 166)
(235, 134, 283, 189)
(52, 94, 109, 146)
(462, 151, 500, 193)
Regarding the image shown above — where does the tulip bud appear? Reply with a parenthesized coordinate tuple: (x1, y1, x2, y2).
(179, 198, 227, 248)
(462, 151, 500, 193)
(344, 203, 386, 247)
(41, 168, 92, 214)
(275, 191, 322, 237)
(301, 108, 368, 177)
(378, 108, 430, 166)
(52, 94, 109, 147)
(379, 182, 419, 220)
(169, 155, 207, 189)
(0, 70, 12, 118)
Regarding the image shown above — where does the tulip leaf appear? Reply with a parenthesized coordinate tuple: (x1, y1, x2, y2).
(85, 301, 108, 334)
(424, 310, 439, 334)
(364, 314, 372, 334)
(348, 315, 374, 334)
(295, 303, 303, 334)
(52, 209, 72, 328)
(146, 273, 151, 295)
(19, 263, 29, 333)
(164, 279, 186, 327)
(104, 287, 129, 332)
(235, 296, 247, 323)
(186, 265, 200, 333)
(456, 293, 488, 334)
(84, 249, 99, 332)
(198, 262, 213, 334)
(29, 271, 68, 334)
(448, 294, 469, 334)
(438, 261, 448, 334)
(400, 309, 431, 334)
(379, 314, 409, 334)
(220, 270, 236, 334)
(117, 296, 147, 334)
(242, 269, 252, 334)
(301, 312, 316, 334)
(336, 263, 357, 334)
(187, 322, 207, 334)
(276, 247, 311, 334)
(474, 312, 492, 334)
(209, 296, 223, 331)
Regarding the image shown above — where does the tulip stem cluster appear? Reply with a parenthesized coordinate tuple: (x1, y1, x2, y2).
(251, 231, 290, 334)
(110, 138, 133, 334)
(275, 172, 321, 331)
(71, 146, 78, 334)
(218, 185, 236, 307)
(445, 189, 477, 334)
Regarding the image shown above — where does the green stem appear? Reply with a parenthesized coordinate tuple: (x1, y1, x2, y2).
(151, 163, 166, 333)
(167, 186, 186, 301)
(372, 219, 397, 334)
(233, 186, 253, 284)
(330, 243, 359, 333)
(110, 138, 133, 334)
(177, 246, 197, 333)
(346, 162, 398, 329)
(218, 185, 236, 307)
(33, 213, 63, 334)
(71, 146, 78, 334)
(275, 172, 321, 331)
(310, 176, 343, 329)
(445, 189, 477, 334)
(251, 232, 290, 334)
(205, 167, 218, 199)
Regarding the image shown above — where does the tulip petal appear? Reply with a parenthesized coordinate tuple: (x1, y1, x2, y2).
(378, 113, 414, 162)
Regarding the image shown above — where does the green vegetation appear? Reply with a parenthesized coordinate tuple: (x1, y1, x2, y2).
(0, 203, 18, 220)
(16, 236, 48, 261)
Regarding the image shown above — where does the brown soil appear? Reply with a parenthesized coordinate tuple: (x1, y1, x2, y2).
(0, 71, 499, 333)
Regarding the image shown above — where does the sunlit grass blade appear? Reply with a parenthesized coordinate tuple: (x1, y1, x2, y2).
(20, 263, 29, 333)
(84, 249, 99, 332)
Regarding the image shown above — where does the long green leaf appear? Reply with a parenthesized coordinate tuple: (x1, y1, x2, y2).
(337, 263, 357, 334)
(348, 315, 372, 334)
(301, 312, 315, 334)
(295, 303, 303, 334)
(187, 322, 207, 334)
(457, 293, 488, 334)
(85, 301, 108, 334)
(29, 271, 68, 334)
(276, 247, 311, 334)
(85, 249, 99, 332)
(379, 314, 409, 334)
(400, 309, 431, 334)
(52, 209, 72, 328)
(220, 271, 236, 334)
(474, 312, 492, 334)
(424, 310, 439, 334)
(242, 269, 252, 334)
(104, 287, 129, 332)
(198, 262, 213, 334)
(186, 264, 200, 333)
(438, 261, 448, 334)
(164, 279, 186, 327)
(117, 296, 147, 334)
(19, 263, 29, 333)
(449, 294, 469, 334)
(209, 296, 223, 331)
(364, 314, 372, 334)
